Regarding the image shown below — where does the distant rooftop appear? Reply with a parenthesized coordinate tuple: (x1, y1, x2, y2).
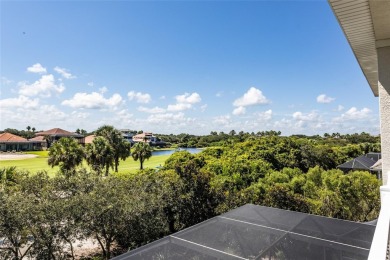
(337, 155, 378, 171)
(112, 204, 375, 260)
(35, 128, 82, 137)
(0, 132, 28, 143)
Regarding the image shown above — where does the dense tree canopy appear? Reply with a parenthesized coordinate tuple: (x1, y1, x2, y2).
(0, 130, 382, 259)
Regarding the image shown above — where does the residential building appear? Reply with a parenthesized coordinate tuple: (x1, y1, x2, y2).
(0, 132, 43, 152)
(35, 128, 84, 146)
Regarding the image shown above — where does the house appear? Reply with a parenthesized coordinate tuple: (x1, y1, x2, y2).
(132, 132, 156, 143)
(0, 133, 43, 152)
(35, 128, 84, 147)
(337, 154, 379, 173)
(28, 135, 47, 150)
(132, 132, 167, 147)
(120, 129, 136, 143)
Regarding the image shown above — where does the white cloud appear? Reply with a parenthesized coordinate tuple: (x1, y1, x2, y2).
(116, 109, 133, 122)
(39, 105, 67, 122)
(317, 94, 335, 104)
(147, 112, 186, 124)
(18, 74, 65, 97)
(0, 95, 39, 109)
(254, 109, 273, 121)
(159, 95, 166, 100)
(166, 92, 202, 112)
(175, 92, 201, 104)
(233, 106, 246, 115)
(338, 107, 371, 120)
(71, 111, 90, 119)
(127, 91, 151, 104)
(99, 87, 108, 94)
(337, 105, 344, 111)
(87, 82, 94, 87)
(216, 91, 223, 98)
(54, 66, 75, 79)
(233, 87, 270, 107)
(292, 111, 319, 121)
(138, 106, 166, 114)
(167, 103, 192, 112)
(62, 92, 122, 109)
(213, 115, 231, 126)
(200, 104, 208, 112)
(292, 111, 320, 128)
(27, 63, 47, 74)
(1, 77, 13, 85)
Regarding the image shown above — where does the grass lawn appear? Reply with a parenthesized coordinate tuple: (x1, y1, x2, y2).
(0, 153, 171, 176)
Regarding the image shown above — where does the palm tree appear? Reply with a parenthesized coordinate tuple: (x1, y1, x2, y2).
(95, 125, 131, 172)
(26, 126, 31, 132)
(85, 136, 114, 176)
(43, 135, 53, 148)
(48, 137, 84, 176)
(131, 142, 153, 170)
(31, 127, 36, 133)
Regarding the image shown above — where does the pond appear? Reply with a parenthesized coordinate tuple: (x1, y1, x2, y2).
(152, 148, 202, 156)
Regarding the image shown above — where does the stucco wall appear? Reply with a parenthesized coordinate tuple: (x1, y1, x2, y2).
(378, 46, 390, 185)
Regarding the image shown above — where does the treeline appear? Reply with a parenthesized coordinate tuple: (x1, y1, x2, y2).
(0, 135, 381, 259)
(156, 131, 380, 148)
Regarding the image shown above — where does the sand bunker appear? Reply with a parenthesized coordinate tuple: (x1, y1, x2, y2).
(0, 154, 38, 160)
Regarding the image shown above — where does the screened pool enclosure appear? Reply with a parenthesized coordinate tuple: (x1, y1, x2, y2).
(112, 204, 375, 260)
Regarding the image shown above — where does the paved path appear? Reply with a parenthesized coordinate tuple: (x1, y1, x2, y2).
(0, 154, 38, 160)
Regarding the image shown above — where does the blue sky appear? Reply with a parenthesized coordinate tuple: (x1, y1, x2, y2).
(0, 0, 379, 135)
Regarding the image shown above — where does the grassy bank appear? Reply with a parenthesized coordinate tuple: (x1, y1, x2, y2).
(0, 153, 171, 176)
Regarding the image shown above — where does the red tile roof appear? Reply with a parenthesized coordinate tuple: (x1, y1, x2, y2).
(35, 128, 81, 137)
(0, 133, 28, 142)
(29, 136, 46, 142)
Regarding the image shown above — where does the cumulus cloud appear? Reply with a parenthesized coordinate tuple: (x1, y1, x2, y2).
(338, 107, 371, 120)
(116, 109, 133, 122)
(292, 111, 319, 121)
(233, 87, 270, 107)
(233, 106, 246, 115)
(62, 92, 122, 109)
(337, 105, 344, 111)
(71, 111, 90, 119)
(254, 109, 273, 121)
(147, 112, 186, 124)
(213, 115, 231, 126)
(0, 95, 39, 109)
(176, 92, 201, 104)
(54, 66, 75, 79)
(127, 91, 151, 104)
(166, 92, 202, 112)
(138, 106, 166, 114)
(27, 63, 47, 74)
(167, 103, 192, 112)
(200, 104, 208, 112)
(317, 94, 335, 104)
(18, 74, 65, 97)
(292, 111, 320, 128)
